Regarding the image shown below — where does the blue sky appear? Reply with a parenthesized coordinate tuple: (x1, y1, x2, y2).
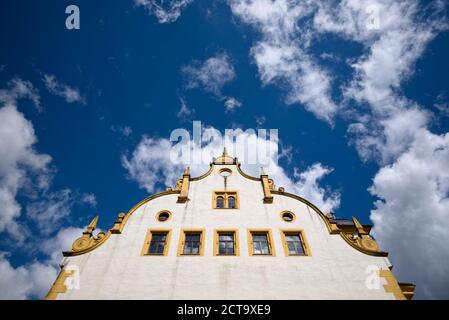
(0, 0, 448, 299)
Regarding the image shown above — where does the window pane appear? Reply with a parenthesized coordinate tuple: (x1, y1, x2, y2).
(253, 242, 262, 254)
(253, 235, 267, 242)
(183, 233, 201, 255)
(218, 233, 235, 255)
(216, 196, 224, 208)
(152, 234, 166, 241)
(185, 234, 200, 242)
(260, 241, 270, 254)
(285, 233, 306, 255)
(252, 234, 270, 255)
(148, 232, 167, 254)
(287, 242, 297, 254)
(228, 196, 236, 208)
(285, 235, 300, 242)
(219, 234, 233, 241)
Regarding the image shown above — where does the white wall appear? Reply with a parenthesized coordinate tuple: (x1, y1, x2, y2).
(58, 164, 395, 299)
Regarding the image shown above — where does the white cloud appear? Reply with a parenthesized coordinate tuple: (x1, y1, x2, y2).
(176, 98, 194, 121)
(0, 84, 51, 241)
(40, 226, 84, 265)
(0, 253, 58, 300)
(0, 226, 84, 299)
(134, 0, 193, 23)
(224, 97, 242, 112)
(111, 125, 133, 137)
(0, 78, 41, 111)
(229, 0, 338, 124)
(229, 0, 449, 298)
(370, 130, 449, 299)
(122, 125, 340, 213)
(80, 193, 97, 207)
(42, 74, 85, 104)
(0, 78, 96, 299)
(182, 53, 236, 97)
(434, 92, 449, 117)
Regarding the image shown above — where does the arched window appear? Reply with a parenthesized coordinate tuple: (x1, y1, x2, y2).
(228, 196, 236, 209)
(216, 196, 224, 208)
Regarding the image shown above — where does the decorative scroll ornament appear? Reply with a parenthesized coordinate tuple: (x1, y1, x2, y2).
(67, 216, 108, 255)
(340, 216, 380, 253)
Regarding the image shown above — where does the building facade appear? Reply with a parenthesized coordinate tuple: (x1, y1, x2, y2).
(46, 150, 415, 300)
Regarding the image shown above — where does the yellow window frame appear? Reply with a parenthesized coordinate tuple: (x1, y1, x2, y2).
(247, 229, 275, 256)
(140, 229, 172, 256)
(177, 228, 205, 256)
(280, 229, 311, 257)
(213, 229, 240, 256)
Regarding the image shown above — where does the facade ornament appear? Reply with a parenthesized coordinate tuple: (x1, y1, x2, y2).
(110, 212, 126, 234)
(177, 166, 190, 203)
(65, 216, 109, 256)
(339, 216, 380, 253)
(260, 167, 273, 204)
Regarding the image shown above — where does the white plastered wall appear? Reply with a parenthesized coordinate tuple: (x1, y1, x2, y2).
(57, 164, 396, 300)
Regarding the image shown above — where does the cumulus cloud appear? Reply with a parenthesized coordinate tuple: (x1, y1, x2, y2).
(134, 0, 193, 23)
(0, 78, 41, 111)
(0, 226, 84, 299)
(182, 53, 236, 97)
(229, 0, 449, 298)
(224, 97, 242, 112)
(122, 124, 340, 213)
(0, 253, 57, 300)
(370, 130, 449, 299)
(0, 84, 51, 241)
(229, 0, 338, 124)
(0, 78, 95, 299)
(42, 74, 85, 104)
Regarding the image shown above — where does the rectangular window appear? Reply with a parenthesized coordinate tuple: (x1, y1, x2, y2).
(178, 229, 205, 256)
(219, 234, 235, 255)
(212, 191, 239, 209)
(281, 230, 310, 256)
(248, 230, 275, 256)
(148, 233, 167, 255)
(141, 229, 171, 256)
(214, 230, 239, 256)
(183, 233, 201, 255)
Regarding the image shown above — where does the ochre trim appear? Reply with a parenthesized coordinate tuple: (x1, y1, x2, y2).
(247, 229, 276, 257)
(140, 229, 172, 256)
(212, 191, 240, 209)
(63, 190, 180, 257)
(280, 229, 311, 257)
(236, 163, 261, 181)
(155, 210, 172, 222)
(177, 167, 190, 203)
(177, 228, 205, 256)
(45, 269, 74, 300)
(261, 174, 273, 203)
(379, 269, 412, 300)
(398, 283, 416, 300)
(213, 229, 240, 256)
(271, 190, 388, 257)
(190, 164, 214, 181)
(280, 210, 296, 223)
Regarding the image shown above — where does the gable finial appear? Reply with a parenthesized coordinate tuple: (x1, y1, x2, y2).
(84, 215, 99, 236)
(184, 166, 190, 176)
(222, 147, 228, 157)
(260, 166, 266, 175)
